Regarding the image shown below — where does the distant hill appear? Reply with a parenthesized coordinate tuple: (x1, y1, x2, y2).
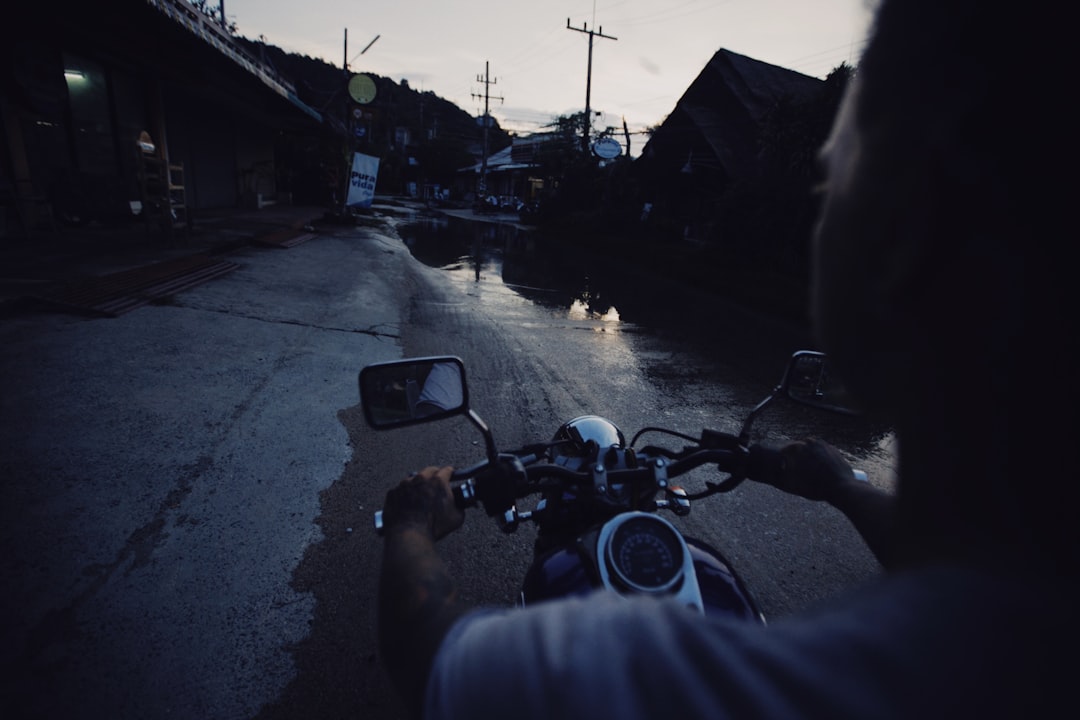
(234, 38, 511, 154)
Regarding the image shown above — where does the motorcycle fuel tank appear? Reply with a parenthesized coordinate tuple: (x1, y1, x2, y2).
(520, 531, 764, 624)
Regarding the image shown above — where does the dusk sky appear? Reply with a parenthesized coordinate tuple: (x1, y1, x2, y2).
(223, 0, 876, 136)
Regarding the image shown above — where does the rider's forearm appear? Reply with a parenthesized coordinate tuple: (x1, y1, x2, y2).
(378, 524, 466, 718)
(826, 480, 899, 569)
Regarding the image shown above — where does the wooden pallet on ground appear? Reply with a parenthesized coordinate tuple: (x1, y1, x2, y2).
(34, 255, 239, 317)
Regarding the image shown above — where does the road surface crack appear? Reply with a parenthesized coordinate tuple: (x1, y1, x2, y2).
(170, 303, 401, 338)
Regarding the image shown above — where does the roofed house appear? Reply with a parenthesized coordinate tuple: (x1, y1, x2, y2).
(637, 49, 823, 231)
(456, 133, 557, 204)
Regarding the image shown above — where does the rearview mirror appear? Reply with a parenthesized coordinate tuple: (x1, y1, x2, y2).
(359, 356, 469, 429)
(780, 351, 861, 416)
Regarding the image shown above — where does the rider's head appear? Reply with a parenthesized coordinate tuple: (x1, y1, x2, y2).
(810, 0, 1074, 563)
(814, 1, 1021, 417)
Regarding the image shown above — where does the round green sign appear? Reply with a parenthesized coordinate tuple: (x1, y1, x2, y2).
(348, 74, 377, 104)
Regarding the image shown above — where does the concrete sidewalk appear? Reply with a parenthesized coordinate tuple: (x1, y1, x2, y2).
(0, 214, 419, 719)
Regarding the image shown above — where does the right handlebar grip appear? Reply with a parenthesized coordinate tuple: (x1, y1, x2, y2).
(747, 444, 868, 485)
(746, 444, 785, 484)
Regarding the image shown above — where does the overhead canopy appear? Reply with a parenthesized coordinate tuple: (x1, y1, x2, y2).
(13, 0, 323, 132)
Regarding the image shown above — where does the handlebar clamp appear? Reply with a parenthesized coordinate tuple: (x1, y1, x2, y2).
(651, 457, 669, 488)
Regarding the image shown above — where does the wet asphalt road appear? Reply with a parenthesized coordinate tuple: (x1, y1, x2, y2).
(0, 211, 896, 719)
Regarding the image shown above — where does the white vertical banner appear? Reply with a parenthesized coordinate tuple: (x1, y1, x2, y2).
(346, 152, 380, 208)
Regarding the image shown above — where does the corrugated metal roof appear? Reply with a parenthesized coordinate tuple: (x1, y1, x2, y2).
(459, 144, 538, 174)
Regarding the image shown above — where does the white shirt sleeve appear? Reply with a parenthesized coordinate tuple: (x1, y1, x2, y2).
(424, 568, 1066, 720)
(416, 362, 464, 411)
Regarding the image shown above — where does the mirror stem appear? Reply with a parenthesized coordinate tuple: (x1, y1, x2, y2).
(467, 408, 499, 463)
(739, 387, 779, 445)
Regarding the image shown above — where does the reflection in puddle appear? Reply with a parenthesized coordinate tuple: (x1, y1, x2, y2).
(569, 299, 621, 323)
(398, 215, 620, 323)
(395, 213, 894, 469)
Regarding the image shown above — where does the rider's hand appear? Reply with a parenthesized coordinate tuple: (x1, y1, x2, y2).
(765, 438, 856, 503)
(381, 466, 464, 540)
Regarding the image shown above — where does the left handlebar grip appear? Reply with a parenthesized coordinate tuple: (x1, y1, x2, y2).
(453, 479, 478, 510)
(374, 480, 477, 537)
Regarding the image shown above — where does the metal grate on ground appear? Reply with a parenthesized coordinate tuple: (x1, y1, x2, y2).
(253, 228, 318, 248)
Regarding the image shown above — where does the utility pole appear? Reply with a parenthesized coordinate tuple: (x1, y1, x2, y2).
(342, 28, 349, 213)
(566, 18, 617, 153)
(339, 29, 380, 211)
(471, 61, 503, 197)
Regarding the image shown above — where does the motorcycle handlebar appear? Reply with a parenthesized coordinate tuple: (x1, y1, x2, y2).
(374, 447, 746, 534)
(373, 444, 866, 534)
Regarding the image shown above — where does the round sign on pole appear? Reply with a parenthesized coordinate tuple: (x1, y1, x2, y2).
(348, 74, 377, 104)
(592, 136, 622, 159)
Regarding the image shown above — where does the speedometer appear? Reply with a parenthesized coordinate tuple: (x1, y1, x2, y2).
(605, 514, 685, 593)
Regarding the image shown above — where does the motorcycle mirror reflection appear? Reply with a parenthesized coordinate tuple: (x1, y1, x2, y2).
(359, 356, 469, 429)
(780, 351, 861, 416)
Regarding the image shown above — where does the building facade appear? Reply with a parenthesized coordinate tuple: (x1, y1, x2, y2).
(1, 0, 327, 241)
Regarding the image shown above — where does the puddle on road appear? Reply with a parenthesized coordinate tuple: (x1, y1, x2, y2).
(398, 215, 626, 328)
(395, 213, 896, 469)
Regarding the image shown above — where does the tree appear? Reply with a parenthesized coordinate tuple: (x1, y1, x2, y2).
(758, 63, 853, 181)
(190, 1, 237, 33)
(746, 63, 853, 275)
